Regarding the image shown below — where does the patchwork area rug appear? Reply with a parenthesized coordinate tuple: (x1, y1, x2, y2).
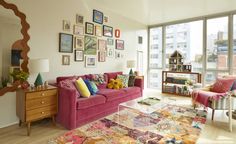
(49, 103, 207, 144)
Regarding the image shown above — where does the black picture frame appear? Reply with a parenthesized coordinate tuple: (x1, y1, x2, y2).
(115, 39, 124, 50)
(74, 50, 84, 62)
(93, 9, 103, 24)
(85, 22, 94, 35)
(103, 25, 113, 37)
(59, 33, 73, 53)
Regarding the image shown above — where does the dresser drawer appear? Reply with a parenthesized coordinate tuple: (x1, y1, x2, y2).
(26, 105, 57, 122)
(26, 89, 57, 100)
(26, 95, 57, 110)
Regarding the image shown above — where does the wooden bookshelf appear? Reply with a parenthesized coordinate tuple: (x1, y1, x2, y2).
(162, 71, 201, 97)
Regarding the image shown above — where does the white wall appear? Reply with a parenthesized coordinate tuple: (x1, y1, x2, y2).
(0, 0, 147, 127)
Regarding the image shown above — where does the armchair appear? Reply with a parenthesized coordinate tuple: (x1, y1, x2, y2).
(192, 76, 236, 120)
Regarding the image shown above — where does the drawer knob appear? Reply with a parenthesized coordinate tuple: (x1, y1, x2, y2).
(41, 112, 45, 114)
(41, 101, 45, 104)
(41, 93, 45, 96)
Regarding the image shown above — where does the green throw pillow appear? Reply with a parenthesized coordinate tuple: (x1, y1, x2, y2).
(117, 74, 129, 88)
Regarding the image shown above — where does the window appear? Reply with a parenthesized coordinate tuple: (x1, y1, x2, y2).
(165, 21, 203, 72)
(207, 17, 228, 70)
(148, 69, 162, 88)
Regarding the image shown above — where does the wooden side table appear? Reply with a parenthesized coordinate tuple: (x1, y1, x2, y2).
(16, 86, 58, 136)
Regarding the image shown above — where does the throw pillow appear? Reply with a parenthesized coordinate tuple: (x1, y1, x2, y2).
(117, 74, 129, 88)
(84, 79, 98, 95)
(75, 78, 91, 97)
(210, 78, 236, 93)
(107, 79, 123, 89)
(90, 74, 106, 85)
(58, 78, 80, 97)
(128, 75, 136, 87)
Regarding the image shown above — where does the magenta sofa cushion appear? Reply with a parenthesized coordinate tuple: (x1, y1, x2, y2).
(57, 75, 87, 84)
(97, 88, 126, 101)
(77, 94, 106, 110)
(104, 72, 123, 81)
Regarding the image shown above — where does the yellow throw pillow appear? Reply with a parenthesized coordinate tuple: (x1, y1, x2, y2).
(75, 78, 90, 97)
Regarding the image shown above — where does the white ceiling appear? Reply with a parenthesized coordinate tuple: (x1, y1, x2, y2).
(85, 0, 236, 25)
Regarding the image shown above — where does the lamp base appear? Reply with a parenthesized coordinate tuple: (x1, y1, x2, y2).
(34, 73, 43, 87)
(129, 69, 134, 75)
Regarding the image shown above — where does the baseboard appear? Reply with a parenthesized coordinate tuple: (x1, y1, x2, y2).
(0, 121, 18, 129)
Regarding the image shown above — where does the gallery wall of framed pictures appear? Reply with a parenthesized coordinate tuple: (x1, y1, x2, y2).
(59, 9, 125, 67)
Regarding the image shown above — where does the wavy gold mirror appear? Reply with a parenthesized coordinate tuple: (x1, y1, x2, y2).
(0, 0, 30, 96)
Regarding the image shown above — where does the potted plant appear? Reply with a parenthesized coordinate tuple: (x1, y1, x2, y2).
(10, 70, 29, 89)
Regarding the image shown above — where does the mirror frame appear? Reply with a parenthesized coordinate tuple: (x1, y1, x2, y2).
(0, 0, 30, 96)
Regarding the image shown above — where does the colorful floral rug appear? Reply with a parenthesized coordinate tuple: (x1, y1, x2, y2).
(49, 103, 207, 144)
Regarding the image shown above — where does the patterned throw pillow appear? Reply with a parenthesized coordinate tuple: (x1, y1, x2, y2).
(90, 74, 106, 85)
(210, 78, 235, 93)
(128, 75, 136, 87)
(59, 78, 80, 97)
(117, 74, 129, 88)
(84, 79, 98, 95)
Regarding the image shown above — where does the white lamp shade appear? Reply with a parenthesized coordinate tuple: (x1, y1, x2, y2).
(127, 60, 135, 68)
(29, 59, 49, 73)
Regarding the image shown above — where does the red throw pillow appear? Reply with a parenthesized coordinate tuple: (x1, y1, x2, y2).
(210, 78, 235, 93)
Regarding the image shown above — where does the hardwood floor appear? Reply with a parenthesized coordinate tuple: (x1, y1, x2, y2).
(0, 91, 236, 144)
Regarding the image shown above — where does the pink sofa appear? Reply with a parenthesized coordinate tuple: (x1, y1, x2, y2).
(56, 72, 143, 130)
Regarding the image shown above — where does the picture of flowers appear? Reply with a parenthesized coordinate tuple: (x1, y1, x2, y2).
(84, 35, 97, 55)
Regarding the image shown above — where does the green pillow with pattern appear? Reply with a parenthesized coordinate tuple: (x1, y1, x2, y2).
(117, 74, 129, 88)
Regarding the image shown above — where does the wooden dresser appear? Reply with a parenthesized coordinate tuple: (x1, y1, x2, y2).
(16, 86, 58, 136)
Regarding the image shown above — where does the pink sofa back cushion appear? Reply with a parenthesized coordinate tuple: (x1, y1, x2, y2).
(104, 72, 123, 81)
(210, 78, 236, 93)
(58, 78, 80, 97)
(56, 75, 86, 84)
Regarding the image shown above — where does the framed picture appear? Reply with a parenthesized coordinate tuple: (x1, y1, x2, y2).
(74, 50, 84, 61)
(98, 51, 106, 62)
(103, 25, 113, 37)
(115, 29, 120, 38)
(115, 51, 121, 59)
(115, 39, 124, 50)
(93, 9, 103, 24)
(59, 33, 73, 53)
(107, 38, 113, 45)
(84, 35, 97, 55)
(98, 39, 107, 51)
(85, 22, 94, 35)
(62, 55, 70, 65)
(85, 56, 97, 68)
(63, 20, 71, 31)
(95, 25, 102, 37)
(76, 14, 84, 24)
(107, 47, 114, 58)
(104, 16, 108, 23)
(73, 25, 84, 35)
(74, 36, 84, 50)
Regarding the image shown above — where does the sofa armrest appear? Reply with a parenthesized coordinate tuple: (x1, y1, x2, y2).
(134, 78, 144, 90)
(57, 87, 77, 130)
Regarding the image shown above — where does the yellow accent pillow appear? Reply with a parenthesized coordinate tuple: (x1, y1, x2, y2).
(107, 78, 123, 89)
(75, 78, 90, 97)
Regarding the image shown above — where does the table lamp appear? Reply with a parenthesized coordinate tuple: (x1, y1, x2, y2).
(29, 59, 49, 87)
(127, 60, 135, 75)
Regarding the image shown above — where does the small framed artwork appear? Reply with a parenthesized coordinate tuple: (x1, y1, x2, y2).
(107, 47, 114, 58)
(73, 25, 84, 35)
(115, 29, 120, 38)
(85, 56, 97, 68)
(95, 25, 102, 37)
(74, 50, 84, 61)
(85, 22, 94, 35)
(74, 36, 84, 50)
(76, 14, 84, 24)
(63, 20, 71, 31)
(104, 16, 108, 23)
(84, 35, 97, 55)
(62, 55, 70, 65)
(98, 51, 106, 62)
(107, 38, 113, 45)
(138, 36, 143, 44)
(115, 39, 124, 50)
(59, 33, 73, 53)
(103, 25, 113, 37)
(98, 39, 107, 51)
(93, 9, 103, 24)
(115, 51, 121, 59)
